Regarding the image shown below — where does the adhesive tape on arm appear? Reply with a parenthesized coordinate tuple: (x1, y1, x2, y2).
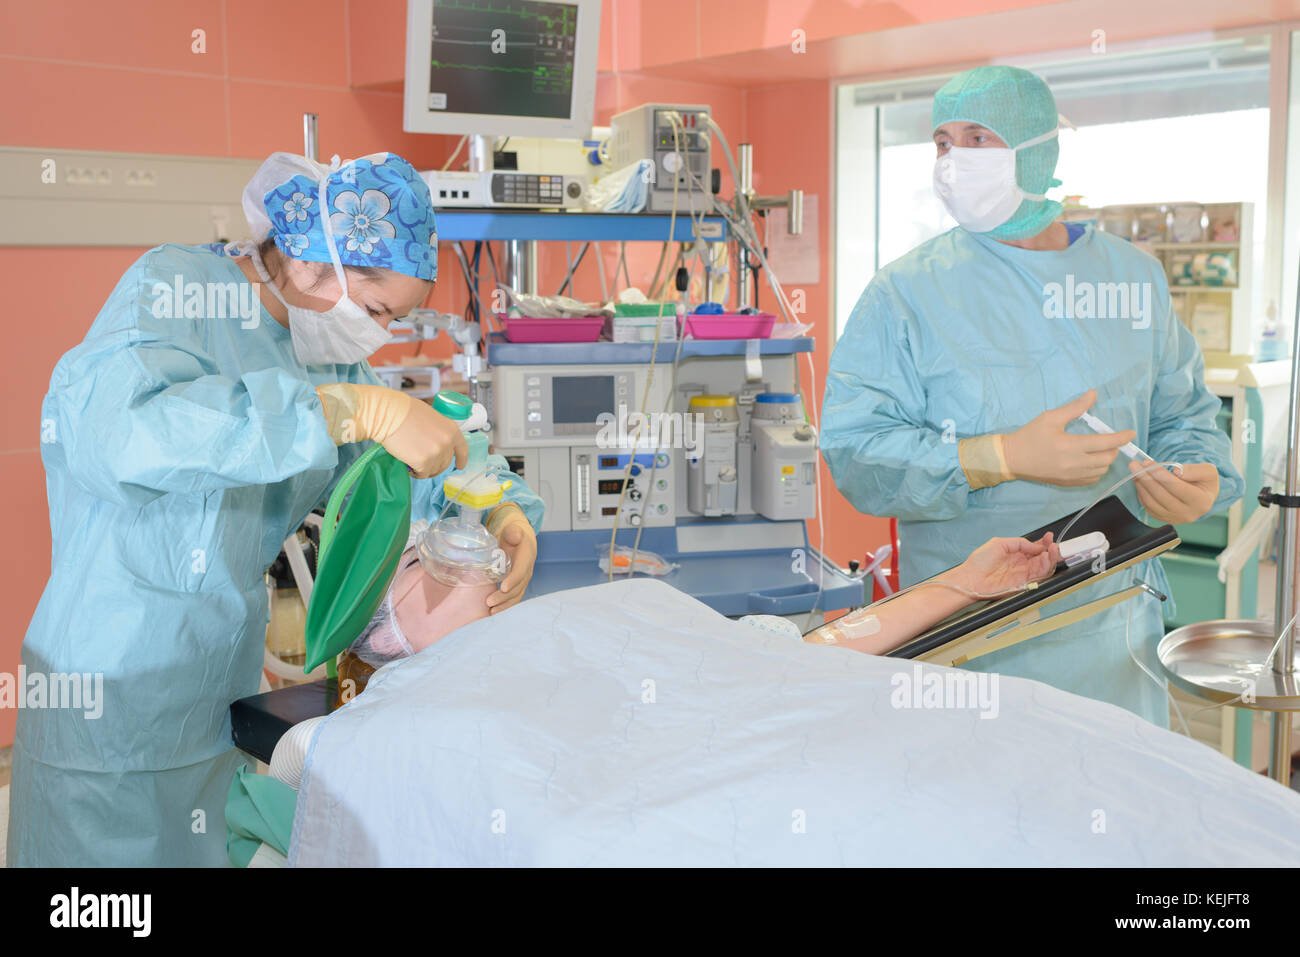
(837, 611, 881, 640)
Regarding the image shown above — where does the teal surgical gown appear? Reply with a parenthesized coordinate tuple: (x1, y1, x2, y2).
(822, 224, 1243, 726)
(8, 243, 544, 867)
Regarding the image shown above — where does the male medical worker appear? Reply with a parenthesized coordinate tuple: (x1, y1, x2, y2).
(8, 152, 544, 867)
(821, 66, 1242, 725)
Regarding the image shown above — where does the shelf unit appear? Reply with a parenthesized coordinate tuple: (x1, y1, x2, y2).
(1063, 201, 1255, 366)
(431, 209, 727, 244)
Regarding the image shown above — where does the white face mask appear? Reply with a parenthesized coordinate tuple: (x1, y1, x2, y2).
(932, 126, 1058, 233)
(243, 165, 393, 366)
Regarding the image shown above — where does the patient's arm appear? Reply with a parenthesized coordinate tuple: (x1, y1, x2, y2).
(804, 534, 1060, 656)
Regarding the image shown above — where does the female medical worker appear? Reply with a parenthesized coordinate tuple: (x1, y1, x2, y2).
(8, 152, 544, 867)
(821, 66, 1243, 727)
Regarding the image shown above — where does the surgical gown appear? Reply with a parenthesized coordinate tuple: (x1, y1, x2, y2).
(821, 224, 1243, 726)
(7, 243, 544, 867)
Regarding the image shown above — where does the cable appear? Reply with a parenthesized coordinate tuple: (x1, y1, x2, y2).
(1262, 609, 1300, 671)
(614, 241, 626, 293)
(1057, 461, 1186, 543)
(441, 135, 468, 172)
(616, 241, 633, 291)
(652, 248, 684, 300)
(453, 242, 483, 325)
(857, 574, 1046, 611)
(593, 241, 609, 302)
(556, 241, 590, 296)
(485, 241, 501, 287)
(647, 242, 670, 303)
(606, 112, 690, 582)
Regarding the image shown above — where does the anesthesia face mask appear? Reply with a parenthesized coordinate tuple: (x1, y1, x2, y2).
(345, 390, 514, 668)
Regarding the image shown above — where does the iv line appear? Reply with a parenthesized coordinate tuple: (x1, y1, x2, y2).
(1057, 460, 1185, 544)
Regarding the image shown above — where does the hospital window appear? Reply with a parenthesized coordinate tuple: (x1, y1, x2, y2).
(834, 36, 1274, 345)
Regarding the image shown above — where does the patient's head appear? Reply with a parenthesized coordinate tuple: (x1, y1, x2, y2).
(346, 546, 499, 669)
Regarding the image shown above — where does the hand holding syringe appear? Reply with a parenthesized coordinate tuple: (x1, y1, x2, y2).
(1076, 410, 1182, 476)
(999, 391, 1137, 487)
(1075, 410, 1222, 524)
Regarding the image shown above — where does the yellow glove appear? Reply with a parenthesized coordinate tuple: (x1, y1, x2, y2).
(316, 383, 467, 479)
(484, 502, 537, 614)
(958, 433, 1013, 491)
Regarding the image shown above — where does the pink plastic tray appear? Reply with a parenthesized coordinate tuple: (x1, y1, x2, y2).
(682, 312, 776, 339)
(501, 315, 605, 343)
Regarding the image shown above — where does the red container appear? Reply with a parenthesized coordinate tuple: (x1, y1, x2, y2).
(500, 315, 605, 343)
(682, 312, 777, 339)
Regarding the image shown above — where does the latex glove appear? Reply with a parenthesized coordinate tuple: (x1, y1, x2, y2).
(1001, 390, 1137, 487)
(316, 383, 467, 479)
(945, 534, 1061, 599)
(485, 502, 537, 614)
(1129, 460, 1219, 525)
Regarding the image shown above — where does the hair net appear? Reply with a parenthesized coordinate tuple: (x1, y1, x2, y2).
(242, 152, 439, 281)
(931, 65, 1063, 240)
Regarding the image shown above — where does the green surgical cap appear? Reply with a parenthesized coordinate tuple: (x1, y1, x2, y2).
(932, 65, 1062, 239)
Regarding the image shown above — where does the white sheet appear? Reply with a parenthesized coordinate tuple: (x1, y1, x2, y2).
(290, 579, 1300, 866)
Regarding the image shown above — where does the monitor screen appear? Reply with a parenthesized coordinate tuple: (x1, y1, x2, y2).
(404, 0, 600, 138)
(552, 375, 614, 424)
(429, 0, 577, 120)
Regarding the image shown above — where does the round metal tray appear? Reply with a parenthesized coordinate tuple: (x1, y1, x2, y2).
(1158, 619, 1300, 712)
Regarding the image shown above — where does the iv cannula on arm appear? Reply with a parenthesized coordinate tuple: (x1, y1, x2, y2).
(804, 534, 1062, 655)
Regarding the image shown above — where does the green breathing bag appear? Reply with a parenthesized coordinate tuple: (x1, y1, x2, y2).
(303, 444, 412, 673)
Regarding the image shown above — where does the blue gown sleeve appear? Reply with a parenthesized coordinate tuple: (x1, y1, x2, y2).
(41, 250, 339, 508)
(410, 456, 546, 532)
(1144, 280, 1245, 515)
(820, 280, 971, 522)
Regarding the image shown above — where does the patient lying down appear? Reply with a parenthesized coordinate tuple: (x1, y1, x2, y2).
(337, 532, 1061, 704)
(338, 545, 497, 705)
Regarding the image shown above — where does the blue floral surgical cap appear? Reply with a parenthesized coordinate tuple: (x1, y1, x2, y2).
(244, 152, 439, 282)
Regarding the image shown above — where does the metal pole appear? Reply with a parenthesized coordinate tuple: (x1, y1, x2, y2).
(303, 113, 319, 162)
(503, 239, 537, 296)
(787, 189, 804, 236)
(1268, 266, 1300, 784)
(736, 143, 753, 310)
